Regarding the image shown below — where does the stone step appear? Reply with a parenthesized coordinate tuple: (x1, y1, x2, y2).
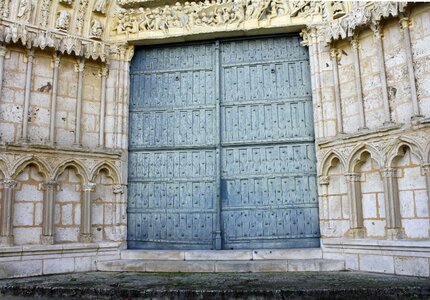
(120, 248, 323, 261)
(97, 259, 344, 273)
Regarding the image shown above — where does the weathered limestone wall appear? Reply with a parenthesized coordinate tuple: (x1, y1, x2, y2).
(312, 3, 430, 276)
(0, 0, 429, 278)
(0, 0, 132, 278)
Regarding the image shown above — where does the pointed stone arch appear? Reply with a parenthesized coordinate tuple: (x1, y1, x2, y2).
(89, 161, 121, 184)
(425, 141, 430, 164)
(347, 144, 382, 173)
(10, 155, 50, 180)
(89, 161, 122, 243)
(320, 150, 347, 177)
(52, 158, 89, 182)
(0, 155, 9, 178)
(385, 137, 424, 168)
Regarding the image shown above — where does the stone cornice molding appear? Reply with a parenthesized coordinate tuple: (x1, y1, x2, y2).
(318, 2, 409, 43)
(0, 19, 110, 62)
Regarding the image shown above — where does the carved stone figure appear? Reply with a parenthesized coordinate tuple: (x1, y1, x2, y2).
(75, 0, 89, 34)
(56, 10, 71, 31)
(332, 1, 346, 19)
(59, 0, 73, 5)
(93, 0, 107, 14)
(39, 0, 51, 26)
(17, 0, 32, 22)
(90, 19, 103, 38)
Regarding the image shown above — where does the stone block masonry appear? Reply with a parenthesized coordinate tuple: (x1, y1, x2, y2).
(0, 0, 430, 278)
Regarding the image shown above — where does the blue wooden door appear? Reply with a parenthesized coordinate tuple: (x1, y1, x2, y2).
(128, 43, 218, 249)
(128, 35, 319, 250)
(220, 37, 319, 249)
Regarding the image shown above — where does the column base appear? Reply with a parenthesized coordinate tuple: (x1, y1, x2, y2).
(345, 228, 366, 238)
(411, 115, 424, 125)
(72, 143, 83, 148)
(43, 139, 56, 147)
(382, 121, 396, 127)
(40, 235, 55, 245)
(0, 235, 14, 246)
(18, 138, 29, 144)
(79, 233, 92, 243)
(385, 227, 404, 240)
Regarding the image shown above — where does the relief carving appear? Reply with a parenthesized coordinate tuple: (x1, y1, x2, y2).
(113, 0, 321, 35)
(93, 0, 107, 14)
(0, 0, 11, 18)
(320, 1, 409, 42)
(75, 0, 89, 34)
(331, 1, 345, 19)
(17, 0, 33, 23)
(59, 0, 74, 5)
(39, 0, 51, 27)
(90, 18, 104, 39)
(56, 10, 71, 31)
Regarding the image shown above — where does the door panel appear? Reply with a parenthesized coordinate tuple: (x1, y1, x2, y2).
(128, 43, 218, 249)
(220, 36, 319, 249)
(128, 36, 319, 250)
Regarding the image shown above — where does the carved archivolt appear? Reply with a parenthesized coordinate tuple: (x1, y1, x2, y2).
(113, 0, 322, 35)
(319, 2, 409, 42)
(0, 20, 110, 61)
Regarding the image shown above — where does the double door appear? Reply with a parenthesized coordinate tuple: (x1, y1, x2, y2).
(128, 35, 319, 249)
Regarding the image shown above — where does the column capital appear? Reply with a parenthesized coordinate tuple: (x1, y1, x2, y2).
(350, 38, 360, 50)
(318, 176, 330, 186)
(0, 46, 7, 57)
(24, 49, 35, 63)
(113, 184, 124, 194)
(370, 21, 383, 39)
(399, 17, 411, 30)
(422, 164, 430, 175)
(330, 48, 340, 60)
(74, 58, 85, 73)
(300, 28, 313, 46)
(99, 65, 109, 77)
(344, 173, 361, 182)
(2, 179, 17, 189)
(52, 53, 61, 67)
(82, 182, 96, 192)
(42, 181, 58, 191)
(381, 168, 398, 178)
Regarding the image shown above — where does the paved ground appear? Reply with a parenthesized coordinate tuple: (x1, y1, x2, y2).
(0, 271, 429, 299)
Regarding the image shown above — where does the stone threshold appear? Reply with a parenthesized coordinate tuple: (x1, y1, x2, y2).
(322, 238, 430, 257)
(97, 248, 345, 273)
(97, 258, 345, 273)
(121, 248, 323, 261)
